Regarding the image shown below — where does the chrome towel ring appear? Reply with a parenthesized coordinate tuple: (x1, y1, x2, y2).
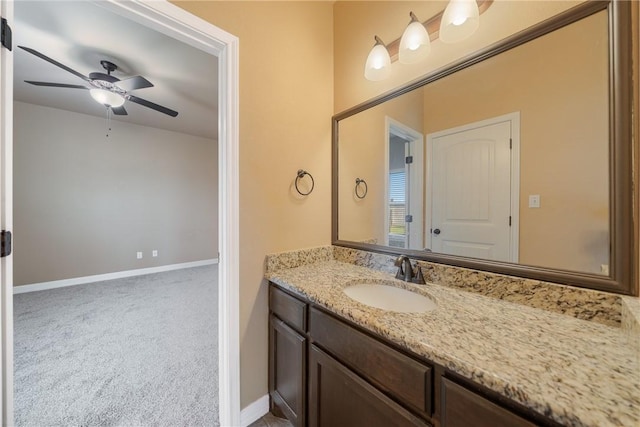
(295, 169, 315, 196)
(355, 178, 368, 199)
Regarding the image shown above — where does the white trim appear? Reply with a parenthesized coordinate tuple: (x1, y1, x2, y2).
(384, 117, 425, 250)
(13, 259, 218, 294)
(4, 1, 241, 425)
(240, 394, 269, 427)
(423, 139, 433, 251)
(509, 114, 521, 263)
(0, 0, 15, 423)
(425, 112, 520, 262)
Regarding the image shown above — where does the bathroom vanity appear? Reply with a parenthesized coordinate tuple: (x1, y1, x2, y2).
(270, 284, 540, 426)
(266, 259, 639, 427)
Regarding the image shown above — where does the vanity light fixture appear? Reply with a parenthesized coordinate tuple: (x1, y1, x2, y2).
(364, 0, 491, 81)
(399, 12, 431, 64)
(439, 0, 480, 43)
(89, 88, 125, 108)
(364, 36, 391, 81)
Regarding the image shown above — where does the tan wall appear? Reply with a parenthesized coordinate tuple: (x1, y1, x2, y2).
(338, 90, 423, 244)
(422, 11, 609, 273)
(173, 1, 334, 409)
(334, 1, 582, 113)
(13, 102, 218, 286)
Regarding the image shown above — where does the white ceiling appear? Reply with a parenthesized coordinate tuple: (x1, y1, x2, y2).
(14, 0, 218, 140)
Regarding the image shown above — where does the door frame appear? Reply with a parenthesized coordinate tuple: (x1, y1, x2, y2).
(0, 0, 14, 423)
(384, 117, 424, 249)
(0, 1, 241, 425)
(425, 112, 520, 262)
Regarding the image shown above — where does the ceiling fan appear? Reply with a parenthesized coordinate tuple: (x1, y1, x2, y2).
(18, 46, 178, 117)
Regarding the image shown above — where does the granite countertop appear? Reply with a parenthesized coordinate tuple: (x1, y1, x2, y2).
(266, 260, 640, 427)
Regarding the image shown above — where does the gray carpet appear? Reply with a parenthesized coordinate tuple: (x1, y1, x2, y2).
(14, 265, 219, 427)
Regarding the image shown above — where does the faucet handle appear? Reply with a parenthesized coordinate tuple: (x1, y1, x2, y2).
(394, 255, 406, 280)
(412, 266, 426, 284)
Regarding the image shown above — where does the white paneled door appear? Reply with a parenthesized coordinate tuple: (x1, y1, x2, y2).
(428, 117, 516, 262)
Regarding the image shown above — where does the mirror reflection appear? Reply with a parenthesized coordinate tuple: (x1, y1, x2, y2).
(338, 10, 610, 275)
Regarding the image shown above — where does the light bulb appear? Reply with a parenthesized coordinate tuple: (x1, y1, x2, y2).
(364, 36, 391, 81)
(399, 12, 431, 64)
(90, 88, 125, 108)
(440, 0, 480, 43)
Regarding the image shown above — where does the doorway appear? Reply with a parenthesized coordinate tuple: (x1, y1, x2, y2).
(385, 117, 424, 250)
(0, 1, 240, 425)
(426, 113, 520, 262)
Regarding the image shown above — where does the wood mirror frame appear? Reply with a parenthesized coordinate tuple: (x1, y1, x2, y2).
(332, 0, 636, 295)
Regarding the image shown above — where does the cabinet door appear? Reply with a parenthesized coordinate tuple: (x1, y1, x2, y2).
(269, 315, 306, 427)
(441, 378, 536, 427)
(308, 344, 429, 427)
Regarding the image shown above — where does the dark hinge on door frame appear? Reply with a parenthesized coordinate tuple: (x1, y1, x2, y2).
(1, 231, 11, 257)
(1, 18, 12, 51)
(509, 216, 512, 227)
(405, 155, 413, 164)
(509, 138, 512, 149)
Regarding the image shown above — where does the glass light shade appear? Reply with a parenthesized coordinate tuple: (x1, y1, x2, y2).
(399, 17, 431, 64)
(90, 88, 125, 108)
(364, 37, 391, 81)
(439, 0, 480, 43)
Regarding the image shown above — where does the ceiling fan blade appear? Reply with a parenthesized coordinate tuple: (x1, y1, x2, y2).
(24, 81, 88, 90)
(19, 46, 90, 82)
(115, 76, 154, 92)
(111, 106, 128, 116)
(127, 95, 178, 117)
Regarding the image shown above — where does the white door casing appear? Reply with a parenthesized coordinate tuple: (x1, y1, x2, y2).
(0, 0, 15, 424)
(385, 117, 424, 250)
(0, 1, 241, 425)
(426, 113, 520, 263)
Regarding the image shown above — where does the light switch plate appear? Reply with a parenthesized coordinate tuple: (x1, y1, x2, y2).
(529, 194, 541, 208)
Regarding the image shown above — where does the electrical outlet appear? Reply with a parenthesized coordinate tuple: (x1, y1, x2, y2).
(137, 251, 143, 259)
(152, 250, 158, 257)
(601, 264, 609, 275)
(528, 194, 541, 208)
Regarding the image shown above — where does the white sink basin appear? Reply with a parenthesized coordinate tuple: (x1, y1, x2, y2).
(343, 282, 436, 313)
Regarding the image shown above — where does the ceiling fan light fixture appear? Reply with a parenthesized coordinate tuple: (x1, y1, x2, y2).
(90, 88, 125, 108)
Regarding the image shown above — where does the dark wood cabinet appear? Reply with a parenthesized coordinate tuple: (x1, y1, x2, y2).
(308, 344, 430, 427)
(309, 307, 432, 419)
(269, 315, 306, 427)
(441, 378, 537, 427)
(269, 285, 308, 427)
(268, 282, 559, 427)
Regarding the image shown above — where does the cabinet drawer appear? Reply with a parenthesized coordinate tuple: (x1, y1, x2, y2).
(270, 284, 307, 333)
(441, 378, 536, 427)
(309, 307, 432, 418)
(309, 344, 430, 427)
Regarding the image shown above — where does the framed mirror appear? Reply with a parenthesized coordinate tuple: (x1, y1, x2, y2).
(332, 0, 635, 295)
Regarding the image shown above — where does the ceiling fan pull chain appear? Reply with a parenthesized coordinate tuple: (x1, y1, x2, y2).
(105, 107, 112, 138)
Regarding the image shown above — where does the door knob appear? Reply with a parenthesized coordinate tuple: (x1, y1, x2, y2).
(433, 228, 441, 235)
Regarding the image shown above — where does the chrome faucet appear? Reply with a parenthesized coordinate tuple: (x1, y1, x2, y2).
(394, 255, 425, 284)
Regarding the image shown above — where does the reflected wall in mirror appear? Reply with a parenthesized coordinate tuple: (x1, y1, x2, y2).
(334, 1, 634, 294)
(339, 9, 609, 274)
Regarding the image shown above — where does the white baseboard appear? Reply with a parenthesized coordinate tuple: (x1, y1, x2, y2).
(240, 394, 269, 427)
(13, 259, 219, 294)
